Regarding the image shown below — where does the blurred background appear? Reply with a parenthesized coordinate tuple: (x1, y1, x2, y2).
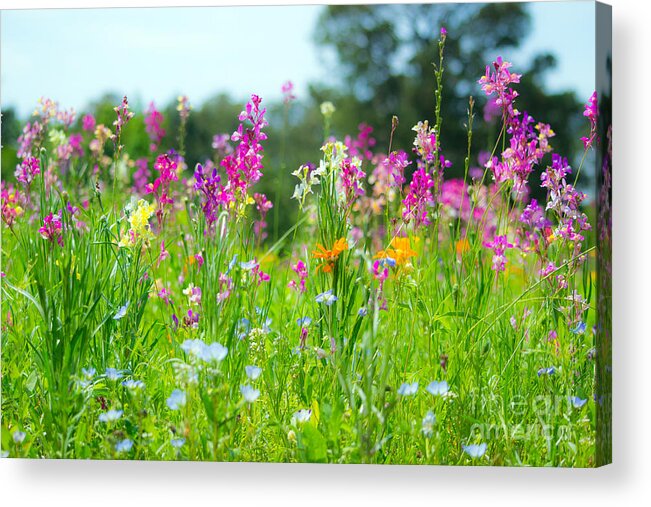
(1, 2, 596, 241)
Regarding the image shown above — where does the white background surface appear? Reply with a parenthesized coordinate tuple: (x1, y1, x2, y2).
(1, 1, 648, 505)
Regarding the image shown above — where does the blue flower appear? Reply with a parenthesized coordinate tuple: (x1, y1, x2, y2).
(462, 443, 487, 458)
(537, 366, 556, 377)
(81, 367, 96, 379)
(315, 289, 338, 305)
(569, 396, 587, 408)
(113, 301, 129, 320)
(98, 409, 123, 423)
(12, 430, 26, 444)
(166, 389, 186, 410)
(227, 254, 238, 273)
(171, 438, 185, 449)
(240, 260, 258, 271)
(397, 382, 418, 396)
(425, 380, 449, 396)
(296, 316, 312, 327)
(570, 321, 587, 334)
(115, 439, 133, 453)
(376, 257, 396, 268)
(245, 365, 262, 381)
(240, 384, 260, 403)
(122, 379, 145, 390)
(104, 367, 123, 381)
(358, 307, 368, 317)
(421, 411, 436, 437)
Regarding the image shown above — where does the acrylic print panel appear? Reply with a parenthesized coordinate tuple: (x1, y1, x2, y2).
(0, 1, 611, 467)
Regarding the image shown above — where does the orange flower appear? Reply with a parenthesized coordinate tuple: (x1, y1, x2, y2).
(312, 237, 349, 273)
(455, 238, 470, 255)
(374, 236, 418, 266)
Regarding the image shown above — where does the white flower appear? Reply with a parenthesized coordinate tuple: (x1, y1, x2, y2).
(115, 439, 133, 453)
(291, 409, 312, 425)
(12, 430, 26, 444)
(462, 443, 487, 458)
(245, 365, 262, 381)
(421, 412, 436, 437)
(240, 384, 260, 403)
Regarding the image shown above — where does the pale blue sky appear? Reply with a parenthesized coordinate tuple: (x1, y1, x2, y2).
(1, 2, 595, 118)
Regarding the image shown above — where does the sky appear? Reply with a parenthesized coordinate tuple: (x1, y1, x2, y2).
(0, 1, 595, 118)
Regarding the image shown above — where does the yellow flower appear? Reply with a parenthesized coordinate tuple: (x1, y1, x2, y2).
(375, 236, 418, 266)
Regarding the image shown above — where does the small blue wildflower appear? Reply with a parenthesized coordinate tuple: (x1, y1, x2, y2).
(240, 384, 260, 403)
(12, 430, 26, 444)
(358, 307, 368, 317)
(569, 396, 588, 408)
(296, 316, 312, 327)
(98, 409, 123, 423)
(227, 254, 238, 273)
(462, 443, 487, 458)
(115, 439, 133, 453)
(426, 380, 449, 396)
(262, 318, 272, 333)
(377, 257, 396, 268)
(113, 301, 129, 320)
(82, 367, 96, 379)
(315, 289, 338, 305)
(421, 411, 436, 437)
(240, 260, 258, 271)
(171, 438, 185, 449)
(166, 389, 186, 410)
(104, 367, 123, 381)
(397, 382, 418, 396)
(122, 379, 145, 390)
(245, 365, 262, 381)
(198, 342, 228, 363)
(570, 321, 587, 334)
(537, 366, 557, 377)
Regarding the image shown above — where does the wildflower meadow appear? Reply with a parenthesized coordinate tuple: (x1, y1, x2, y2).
(1, 27, 611, 466)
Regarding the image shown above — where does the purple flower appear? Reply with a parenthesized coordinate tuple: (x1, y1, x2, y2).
(483, 235, 513, 272)
(478, 57, 521, 119)
(402, 166, 435, 228)
(580, 91, 598, 149)
(38, 212, 64, 247)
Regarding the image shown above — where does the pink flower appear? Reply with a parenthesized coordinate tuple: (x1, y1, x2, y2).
(580, 91, 598, 149)
(281, 80, 296, 104)
(253, 193, 273, 241)
(478, 57, 521, 119)
(288, 259, 308, 293)
(483, 235, 513, 272)
(195, 252, 204, 271)
(82, 114, 96, 132)
(144, 102, 166, 152)
(339, 158, 366, 204)
(15, 156, 41, 188)
(38, 212, 64, 247)
(157, 241, 170, 267)
(146, 153, 178, 228)
(402, 166, 435, 228)
(345, 123, 376, 161)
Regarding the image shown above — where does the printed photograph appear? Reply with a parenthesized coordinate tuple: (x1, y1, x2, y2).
(0, 1, 611, 466)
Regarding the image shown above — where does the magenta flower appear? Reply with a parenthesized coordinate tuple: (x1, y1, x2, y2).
(132, 158, 151, 195)
(288, 259, 308, 293)
(220, 94, 268, 205)
(384, 150, 410, 187)
(1, 183, 24, 229)
(580, 91, 598, 149)
(158, 288, 171, 305)
(281, 80, 296, 104)
(15, 156, 41, 189)
(253, 193, 273, 240)
(412, 121, 438, 164)
(339, 158, 366, 204)
(82, 114, 96, 132)
(483, 235, 513, 272)
(478, 57, 521, 119)
(345, 123, 376, 161)
(195, 252, 204, 271)
(157, 241, 170, 267)
(402, 166, 435, 228)
(144, 102, 166, 152)
(212, 134, 233, 159)
(217, 273, 233, 303)
(39, 212, 64, 247)
(146, 153, 178, 228)
(194, 162, 224, 228)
